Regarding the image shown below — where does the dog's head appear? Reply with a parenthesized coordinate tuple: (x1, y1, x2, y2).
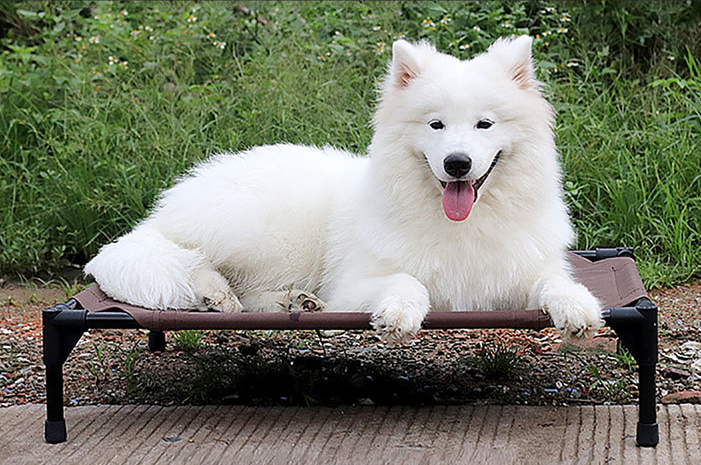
(372, 36, 555, 222)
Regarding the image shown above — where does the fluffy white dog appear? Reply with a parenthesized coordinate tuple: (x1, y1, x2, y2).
(85, 36, 603, 344)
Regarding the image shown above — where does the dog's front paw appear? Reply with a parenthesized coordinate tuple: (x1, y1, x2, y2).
(544, 286, 603, 340)
(371, 298, 427, 346)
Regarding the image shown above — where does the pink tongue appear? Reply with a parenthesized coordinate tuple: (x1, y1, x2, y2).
(442, 181, 475, 221)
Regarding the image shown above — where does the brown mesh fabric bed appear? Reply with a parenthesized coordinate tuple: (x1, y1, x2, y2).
(42, 248, 659, 447)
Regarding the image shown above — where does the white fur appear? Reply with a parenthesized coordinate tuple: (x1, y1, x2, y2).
(85, 37, 603, 344)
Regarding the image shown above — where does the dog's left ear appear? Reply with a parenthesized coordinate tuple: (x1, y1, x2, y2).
(390, 40, 423, 88)
(487, 36, 539, 92)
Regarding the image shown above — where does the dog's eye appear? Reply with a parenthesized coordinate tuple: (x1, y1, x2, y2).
(476, 119, 493, 130)
(429, 120, 445, 130)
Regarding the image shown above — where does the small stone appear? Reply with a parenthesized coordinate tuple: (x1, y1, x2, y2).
(319, 330, 345, 337)
(691, 359, 701, 377)
(358, 398, 374, 406)
(661, 390, 701, 404)
(662, 366, 691, 380)
(221, 393, 240, 404)
(671, 342, 701, 362)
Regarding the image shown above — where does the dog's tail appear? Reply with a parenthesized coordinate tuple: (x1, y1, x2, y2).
(84, 222, 204, 309)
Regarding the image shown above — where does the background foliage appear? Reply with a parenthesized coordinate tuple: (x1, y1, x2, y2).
(1, 1, 700, 287)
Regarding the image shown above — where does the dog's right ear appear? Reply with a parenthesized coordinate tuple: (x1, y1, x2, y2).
(390, 40, 422, 88)
(486, 36, 539, 92)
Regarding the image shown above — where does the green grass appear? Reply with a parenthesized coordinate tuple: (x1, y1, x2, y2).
(173, 330, 203, 352)
(474, 342, 523, 380)
(1, 1, 699, 287)
(614, 347, 637, 372)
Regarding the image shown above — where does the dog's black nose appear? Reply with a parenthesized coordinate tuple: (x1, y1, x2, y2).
(443, 153, 472, 178)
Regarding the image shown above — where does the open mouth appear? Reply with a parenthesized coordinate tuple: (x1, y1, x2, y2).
(440, 151, 502, 222)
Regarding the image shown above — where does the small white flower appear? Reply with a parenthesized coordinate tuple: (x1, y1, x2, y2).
(459, 44, 469, 50)
(372, 25, 381, 31)
(187, 15, 197, 23)
(121, 10, 128, 16)
(473, 26, 481, 31)
(88, 35, 100, 44)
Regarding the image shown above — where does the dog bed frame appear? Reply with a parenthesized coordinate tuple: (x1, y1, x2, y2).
(42, 247, 659, 447)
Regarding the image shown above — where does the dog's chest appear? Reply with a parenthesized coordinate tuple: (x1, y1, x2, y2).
(388, 229, 538, 311)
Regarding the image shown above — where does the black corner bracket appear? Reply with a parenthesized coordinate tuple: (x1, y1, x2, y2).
(42, 301, 87, 444)
(605, 297, 659, 447)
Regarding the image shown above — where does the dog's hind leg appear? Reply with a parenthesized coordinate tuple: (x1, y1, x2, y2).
(191, 266, 243, 312)
(239, 289, 325, 313)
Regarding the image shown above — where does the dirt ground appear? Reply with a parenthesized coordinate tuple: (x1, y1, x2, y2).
(1, 279, 699, 409)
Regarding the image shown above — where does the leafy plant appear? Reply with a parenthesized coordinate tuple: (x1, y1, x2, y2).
(474, 341, 522, 380)
(614, 347, 637, 371)
(174, 330, 203, 352)
(88, 342, 106, 382)
(586, 365, 626, 401)
(61, 278, 86, 300)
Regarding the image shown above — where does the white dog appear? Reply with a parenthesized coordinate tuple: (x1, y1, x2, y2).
(85, 36, 603, 344)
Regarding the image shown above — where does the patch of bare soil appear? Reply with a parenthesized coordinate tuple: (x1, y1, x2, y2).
(1, 280, 699, 408)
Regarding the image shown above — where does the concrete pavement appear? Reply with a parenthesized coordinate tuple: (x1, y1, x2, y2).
(2, 403, 699, 464)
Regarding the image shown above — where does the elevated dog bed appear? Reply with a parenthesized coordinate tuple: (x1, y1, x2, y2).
(42, 248, 659, 447)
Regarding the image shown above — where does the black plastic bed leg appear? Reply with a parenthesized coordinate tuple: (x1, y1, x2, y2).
(45, 365, 66, 443)
(42, 303, 86, 444)
(148, 331, 166, 352)
(634, 298, 659, 447)
(607, 297, 659, 447)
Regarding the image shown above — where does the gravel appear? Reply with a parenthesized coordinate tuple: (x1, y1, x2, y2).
(1, 279, 699, 408)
